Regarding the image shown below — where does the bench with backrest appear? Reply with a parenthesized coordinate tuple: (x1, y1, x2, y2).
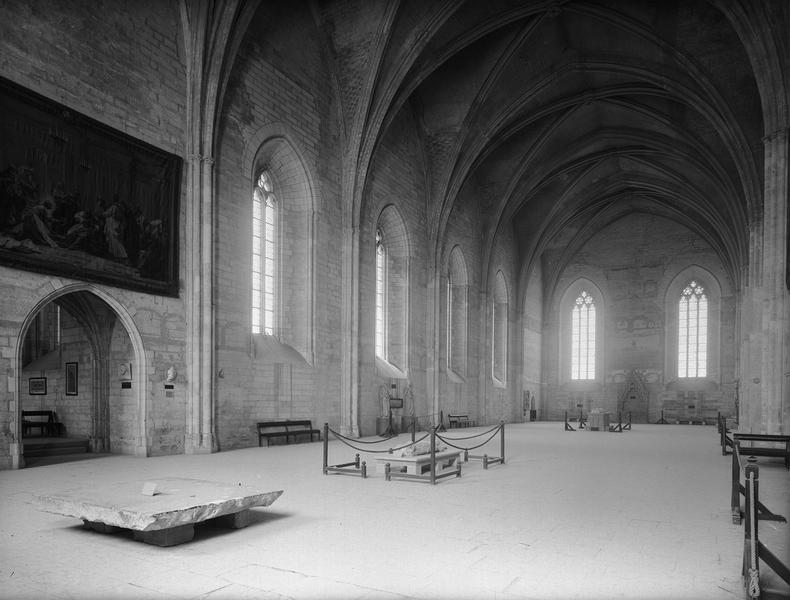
(448, 414, 477, 428)
(22, 410, 60, 437)
(257, 420, 322, 447)
(733, 432, 790, 470)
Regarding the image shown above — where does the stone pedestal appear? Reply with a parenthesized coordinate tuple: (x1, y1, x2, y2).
(588, 412, 610, 431)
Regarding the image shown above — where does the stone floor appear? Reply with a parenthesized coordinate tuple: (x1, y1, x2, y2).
(1, 422, 788, 600)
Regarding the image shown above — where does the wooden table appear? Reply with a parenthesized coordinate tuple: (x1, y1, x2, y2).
(35, 477, 283, 546)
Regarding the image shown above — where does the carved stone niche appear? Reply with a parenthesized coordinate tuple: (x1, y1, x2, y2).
(618, 369, 649, 413)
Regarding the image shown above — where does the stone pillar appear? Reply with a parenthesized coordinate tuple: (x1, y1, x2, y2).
(760, 128, 788, 434)
(740, 215, 763, 431)
(426, 263, 441, 426)
(185, 154, 215, 454)
(340, 224, 360, 437)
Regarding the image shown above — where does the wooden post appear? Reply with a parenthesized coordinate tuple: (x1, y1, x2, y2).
(430, 426, 437, 485)
(565, 411, 575, 431)
(322, 423, 329, 475)
(500, 420, 505, 464)
(743, 463, 760, 596)
(720, 414, 729, 455)
(731, 445, 742, 524)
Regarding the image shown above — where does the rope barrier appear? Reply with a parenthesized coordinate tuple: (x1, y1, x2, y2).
(327, 427, 430, 454)
(436, 422, 502, 441)
(436, 424, 502, 452)
(329, 428, 406, 445)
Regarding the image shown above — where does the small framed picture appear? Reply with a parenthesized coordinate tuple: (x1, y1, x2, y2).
(65, 362, 78, 396)
(29, 377, 47, 395)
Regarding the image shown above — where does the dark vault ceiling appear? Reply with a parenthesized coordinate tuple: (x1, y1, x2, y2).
(336, 0, 769, 295)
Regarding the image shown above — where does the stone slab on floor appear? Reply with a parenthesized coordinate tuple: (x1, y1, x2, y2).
(34, 477, 283, 532)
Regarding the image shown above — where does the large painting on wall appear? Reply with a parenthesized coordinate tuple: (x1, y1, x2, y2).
(0, 76, 181, 297)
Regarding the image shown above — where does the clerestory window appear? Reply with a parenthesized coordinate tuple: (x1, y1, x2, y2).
(492, 271, 508, 385)
(678, 281, 707, 378)
(375, 228, 387, 359)
(447, 246, 468, 376)
(251, 171, 277, 335)
(571, 291, 595, 380)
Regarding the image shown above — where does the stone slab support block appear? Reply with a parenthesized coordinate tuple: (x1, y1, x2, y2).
(133, 524, 195, 546)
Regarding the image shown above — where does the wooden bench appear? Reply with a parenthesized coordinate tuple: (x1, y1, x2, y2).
(733, 433, 790, 470)
(448, 414, 477, 428)
(257, 420, 321, 447)
(22, 410, 63, 437)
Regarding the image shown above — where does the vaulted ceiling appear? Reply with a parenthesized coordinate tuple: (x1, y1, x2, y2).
(316, 0, 771, 296)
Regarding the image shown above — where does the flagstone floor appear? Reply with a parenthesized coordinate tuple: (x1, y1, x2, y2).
(1, 422, 787, 600)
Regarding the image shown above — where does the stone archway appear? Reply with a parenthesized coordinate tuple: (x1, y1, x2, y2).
(12, 284, 148, 468)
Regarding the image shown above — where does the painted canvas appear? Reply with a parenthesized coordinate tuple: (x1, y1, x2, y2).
(0, 77, 181, 296)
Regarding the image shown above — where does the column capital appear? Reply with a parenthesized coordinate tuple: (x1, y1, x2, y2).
(762, 127, 789, 145)
(187, 153, 215, 164)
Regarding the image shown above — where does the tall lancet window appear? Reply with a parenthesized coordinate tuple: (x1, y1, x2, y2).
(678, 281, 707, 377)
(375, 228, 387, 359)
(251, 171, 277, 335)
(571, 291, 595, 380)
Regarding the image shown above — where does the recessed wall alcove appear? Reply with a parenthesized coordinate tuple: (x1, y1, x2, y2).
(13, 285, 147, 468)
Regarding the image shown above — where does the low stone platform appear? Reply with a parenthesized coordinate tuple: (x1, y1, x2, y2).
(376, 450, 462, 476)
(35, 477, 283, 546)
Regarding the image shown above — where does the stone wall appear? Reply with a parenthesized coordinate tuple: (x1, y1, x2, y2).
(544, 212, 737, 423)
(213, 0, 342, 448)
(0, 0, 187, 467)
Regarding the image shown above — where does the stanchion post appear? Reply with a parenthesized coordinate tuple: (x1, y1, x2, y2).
(743, 463, 760, 586)
(430, 426, 437, 485)
(500, 420, 505, 464)
(385, 463, 391, 482)
(731, 445, 742, 524)
(721, 415, 729, 455)
(322, 423, 329, 475)
(361, 461, 367, 478)
(483, 454, 488, 470)
(354, 453, 360, 468)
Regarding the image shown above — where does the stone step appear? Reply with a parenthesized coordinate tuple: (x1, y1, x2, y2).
(24, 440, 89, 457)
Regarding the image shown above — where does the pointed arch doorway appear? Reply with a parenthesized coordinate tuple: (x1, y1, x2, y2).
(14, 285, 148, 468)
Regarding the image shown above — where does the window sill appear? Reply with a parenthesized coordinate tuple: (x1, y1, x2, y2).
(446, 368, 466, 385)
(375, 356, 407, 380)
(253, 334, 311, 366)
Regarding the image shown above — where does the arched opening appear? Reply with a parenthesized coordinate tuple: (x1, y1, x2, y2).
(13, 286, 147, 468)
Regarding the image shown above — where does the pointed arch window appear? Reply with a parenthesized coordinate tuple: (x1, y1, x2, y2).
(492, 271, 508, 385)
(447, 246, 468, 376)
(678, 281, 707, 378)
(571, 291, 595, 380)
(375, 228, 387, 359)
(251, 171, 277, 335)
